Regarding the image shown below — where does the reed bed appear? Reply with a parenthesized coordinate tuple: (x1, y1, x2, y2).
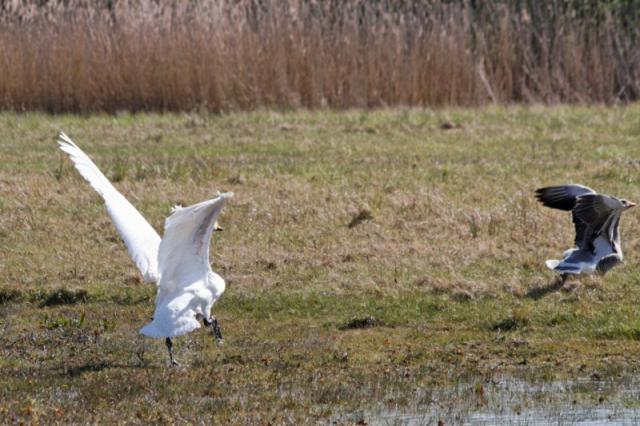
(0, 0, 639, 112)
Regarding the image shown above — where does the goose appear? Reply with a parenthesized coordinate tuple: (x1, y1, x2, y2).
(58, 132, 232, 365)
(535, 184, 634, 281)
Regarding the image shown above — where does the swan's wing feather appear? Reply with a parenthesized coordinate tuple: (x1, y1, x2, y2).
(157, 192, 233, 294)
(58, 132, 161, 282)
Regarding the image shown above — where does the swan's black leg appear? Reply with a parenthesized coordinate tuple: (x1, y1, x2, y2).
(212, 318, 223, 342)
(204, 317, 224, 345)
(165, 337, 179, 366)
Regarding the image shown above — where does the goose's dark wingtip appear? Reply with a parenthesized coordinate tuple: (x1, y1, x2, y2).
(534, 187, 556, 208)
(534, 185, 585, 211)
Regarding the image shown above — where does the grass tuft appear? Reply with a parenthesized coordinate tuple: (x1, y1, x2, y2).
(41, 288, 89, 307)
(492, 315, 530, 332)
(347, 207, 374, 229)
(0, 287, 22, 304)
(339, 316, 383, 330)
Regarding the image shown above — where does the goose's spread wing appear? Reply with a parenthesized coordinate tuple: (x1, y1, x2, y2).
(573, 194, 621, 234)
(58, 132, 161, 283)
(535, 184, 595, 211)
(157, 193, 233, 295)
(535, 184, 596, 248)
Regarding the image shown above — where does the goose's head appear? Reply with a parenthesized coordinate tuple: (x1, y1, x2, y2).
(620, 199, 636, 210)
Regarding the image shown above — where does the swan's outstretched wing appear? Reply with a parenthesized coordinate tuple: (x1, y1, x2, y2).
(157, 192, 233, 294)
(58, 132, 161, 283)
(141, 193, 233, 338)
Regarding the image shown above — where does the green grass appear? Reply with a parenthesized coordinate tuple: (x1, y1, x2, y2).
(3, 106, 640, 422)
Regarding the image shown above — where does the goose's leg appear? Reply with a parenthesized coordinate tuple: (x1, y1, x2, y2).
(165, 337, 179, 366)
(559, 273, 578, 292)
(204, 317, 224, 345)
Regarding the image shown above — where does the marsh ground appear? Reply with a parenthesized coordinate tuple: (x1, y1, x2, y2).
(2, 106, 640, 423)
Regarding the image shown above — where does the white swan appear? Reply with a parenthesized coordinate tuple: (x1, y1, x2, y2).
(58, 132, 232, 365)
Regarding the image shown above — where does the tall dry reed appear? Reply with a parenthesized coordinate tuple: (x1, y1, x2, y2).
(0, 0, 638, 112)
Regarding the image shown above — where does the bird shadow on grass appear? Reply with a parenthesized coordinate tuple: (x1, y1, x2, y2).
(526, 276, 567, 300)
(60, 361, 153, 377)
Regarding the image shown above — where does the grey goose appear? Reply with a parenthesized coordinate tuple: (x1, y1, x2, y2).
(535, 184, 635, 277)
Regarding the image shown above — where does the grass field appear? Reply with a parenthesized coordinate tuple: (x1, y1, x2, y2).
(2, 105, 640, 423)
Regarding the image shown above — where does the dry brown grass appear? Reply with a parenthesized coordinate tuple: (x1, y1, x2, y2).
(0, 1, 638, 112)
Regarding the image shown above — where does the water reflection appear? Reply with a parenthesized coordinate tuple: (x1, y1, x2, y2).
(340, 375, 640, 425)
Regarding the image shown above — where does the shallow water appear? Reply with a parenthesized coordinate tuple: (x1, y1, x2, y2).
(340, 375, 640, 425)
